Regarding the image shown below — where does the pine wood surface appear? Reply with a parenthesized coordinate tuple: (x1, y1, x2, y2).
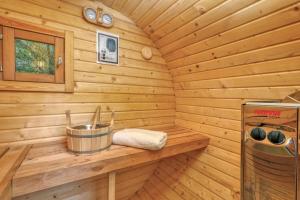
(0, 145, 31, 200)
(12, 126, 209, 198)
(0, 0, 175, 146)
(98, 0, 300, 200)
(0, 0, 299, 199)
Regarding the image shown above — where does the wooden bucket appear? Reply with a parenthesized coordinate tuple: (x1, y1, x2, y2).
(65, 106, 114, 154)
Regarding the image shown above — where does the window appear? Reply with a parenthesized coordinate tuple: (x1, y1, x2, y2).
(0, 16, 74, 92)
(3, 28, 64, 83)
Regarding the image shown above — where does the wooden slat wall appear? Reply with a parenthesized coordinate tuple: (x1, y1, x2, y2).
(118, 0, 300, 200)
(0, 1, 174, 199)
(2, 0, 300, 199)
(0, 0, 175, 147)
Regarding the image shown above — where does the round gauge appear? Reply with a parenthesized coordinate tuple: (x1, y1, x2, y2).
(99, 13, 113, 27)
(86, 8, 96, 20)
(83, 7, 97, 23)
(102, 14, 112, 25)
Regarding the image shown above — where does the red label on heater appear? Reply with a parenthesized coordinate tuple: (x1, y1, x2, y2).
(254, 109, 281, 117)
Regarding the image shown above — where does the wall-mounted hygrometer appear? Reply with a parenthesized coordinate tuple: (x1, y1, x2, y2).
(83, 6, 114, 28)
(99, 12, 114, 28)
(83, 7, 97, 24)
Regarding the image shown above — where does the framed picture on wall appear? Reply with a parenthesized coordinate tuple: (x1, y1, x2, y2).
(96, 31, 119, 65)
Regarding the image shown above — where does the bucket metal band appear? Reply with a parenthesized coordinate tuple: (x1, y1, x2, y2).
(68, 144, 112, 154)
(67, 131, 111, 138)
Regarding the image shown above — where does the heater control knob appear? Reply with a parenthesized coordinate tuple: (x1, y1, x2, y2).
(268, 130, 286, 145)
(250, 127, 266, 141)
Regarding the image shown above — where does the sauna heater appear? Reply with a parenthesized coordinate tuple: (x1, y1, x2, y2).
(241, 96, 300, 200)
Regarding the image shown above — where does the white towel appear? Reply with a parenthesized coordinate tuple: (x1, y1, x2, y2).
(112, 128, 167, 150)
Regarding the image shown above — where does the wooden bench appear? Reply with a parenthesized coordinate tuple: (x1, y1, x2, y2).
(11, 126, 209, 198)
(0, 146, 31, 200)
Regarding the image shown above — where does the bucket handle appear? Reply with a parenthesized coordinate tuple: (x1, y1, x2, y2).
(110, 111, 115, 128)
(92, 106, 101, 129)
(65, 106, 114, 129)
(65, 110, 71, 127)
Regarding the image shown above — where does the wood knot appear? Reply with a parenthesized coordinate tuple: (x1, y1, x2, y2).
(92, 165, 104, 171)
(111, 77, 117, 82)
(198, 6, 206, 14)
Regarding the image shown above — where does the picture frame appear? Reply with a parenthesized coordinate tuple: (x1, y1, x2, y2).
(96, 31, 119, 65)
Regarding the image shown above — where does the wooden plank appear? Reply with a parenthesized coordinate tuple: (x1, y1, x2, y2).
(0, 145, 31, 197)
(0, 26, 2, 80)
(159, 0, 298, 54)
(169, 22, 300, 69)
(151, 0, 225, 41)
(15, 73, 55, 83)
(0, 184, 11, 200)
(74, 60, 171, 81)
(109, 172, 116, 200)
(165, 3, 300, 62)
(143, 0, 198, 35)
(14, 29, 55, 44)
(136, 0, 177, 28)
(0, 81, 65, 92)
(129, 0, 159, 22)
(2, 27, 15, 81)
(0, 15, 64, 37)
(64, 30, 74, 92)
(54, 37, 65, 84)
(0, 109, 174, 130)
(0, 147, 8, 158)
(74, 71, 173, 88)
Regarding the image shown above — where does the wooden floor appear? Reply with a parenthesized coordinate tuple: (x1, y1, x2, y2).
(12, 126, 209, 198)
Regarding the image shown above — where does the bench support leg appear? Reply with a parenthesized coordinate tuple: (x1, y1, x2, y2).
(108, 172, 116, 200)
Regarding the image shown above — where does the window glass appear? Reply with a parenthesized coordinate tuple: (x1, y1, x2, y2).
(15, 39, 55, 75)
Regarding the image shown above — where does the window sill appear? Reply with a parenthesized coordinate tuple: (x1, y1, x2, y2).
(0, 80, 72, 93)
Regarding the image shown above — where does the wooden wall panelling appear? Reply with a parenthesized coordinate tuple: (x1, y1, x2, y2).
(1, 184, 11, 200)
(123, 0, 300, 200)
(129, 0, 159, 22)
(136, 0, 177, 28)
(0, 0, 175, 146)
(149, 0, 226, 41)
(168, 21, 300, 69)
(156, 0, 258, 49)
(165, 3, 300, 62)
(159, 0, 299, 54)
(1, 0, 299, 199)
(0, 1, 175, 199)
(142, 0, 199, 36)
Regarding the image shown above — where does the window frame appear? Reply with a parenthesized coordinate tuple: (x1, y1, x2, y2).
(0, 16, 74, 92)
(0, 26, 3, 80)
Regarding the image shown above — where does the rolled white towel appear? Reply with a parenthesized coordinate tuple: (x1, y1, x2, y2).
(112, 128, 167, 150)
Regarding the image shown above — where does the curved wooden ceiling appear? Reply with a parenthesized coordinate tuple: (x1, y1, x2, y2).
(100, 0, 221, 56)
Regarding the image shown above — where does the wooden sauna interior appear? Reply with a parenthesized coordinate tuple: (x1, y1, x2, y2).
(0, 0, 300, 199)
